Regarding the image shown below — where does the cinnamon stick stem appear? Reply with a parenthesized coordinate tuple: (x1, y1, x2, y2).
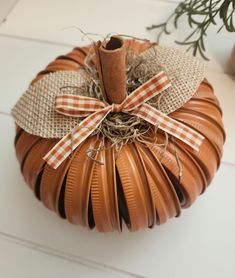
(94, 36, 127, 104)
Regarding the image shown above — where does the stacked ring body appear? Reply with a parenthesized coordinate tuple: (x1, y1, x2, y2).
(14, 40, 225, 232)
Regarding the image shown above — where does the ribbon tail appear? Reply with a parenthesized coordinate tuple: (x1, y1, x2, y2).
(43, 107, 111, 169)
(131, 103, 204, 151)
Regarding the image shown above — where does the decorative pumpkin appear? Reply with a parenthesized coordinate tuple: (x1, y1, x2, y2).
(12, 36, 225, 232)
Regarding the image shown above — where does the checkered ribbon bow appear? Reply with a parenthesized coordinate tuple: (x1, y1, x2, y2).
(43, 71, 204, 169)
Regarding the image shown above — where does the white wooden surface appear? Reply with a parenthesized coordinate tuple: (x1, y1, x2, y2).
(0, 1, 234, 277)
(0, 0, 18, 24)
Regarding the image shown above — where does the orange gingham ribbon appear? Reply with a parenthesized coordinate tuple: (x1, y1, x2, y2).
(43, 71, 204, 169)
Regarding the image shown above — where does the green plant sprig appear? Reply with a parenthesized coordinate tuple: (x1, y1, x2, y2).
(147, 0, 235, 60)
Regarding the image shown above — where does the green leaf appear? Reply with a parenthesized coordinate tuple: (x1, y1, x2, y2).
(146, 0, 235, 61)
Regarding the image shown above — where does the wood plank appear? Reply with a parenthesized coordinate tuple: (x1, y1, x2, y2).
(0, 0, 234, 73)
(0, 235, 127, 278)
